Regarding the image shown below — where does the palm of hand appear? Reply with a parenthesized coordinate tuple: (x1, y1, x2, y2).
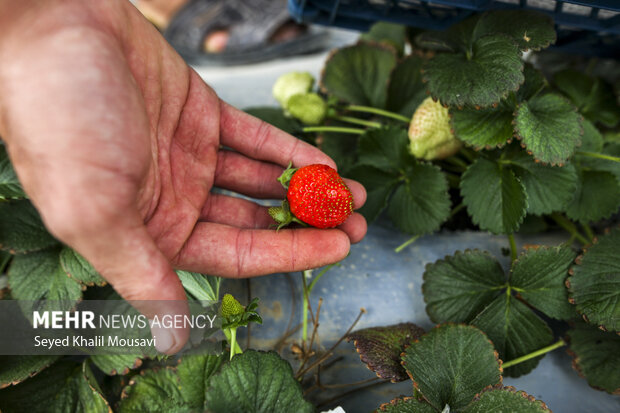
(0, 1, 366, 352)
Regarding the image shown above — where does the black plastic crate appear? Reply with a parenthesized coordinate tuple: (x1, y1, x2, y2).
(288, 0, 620, 56)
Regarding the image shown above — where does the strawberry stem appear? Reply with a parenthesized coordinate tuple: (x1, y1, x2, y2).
(223, 327, 243, 360)
(302, 126, 365, 134)
(345, 105, 411, 123)
(394, 235, 420, 253)
(329, 115, 382, 128)
(502, 339, 566, 369)
(550, 213, 589, 246)
(508, 233, 518, 264)
(577, 151, 620, 163)
(301, 270, 311, 343)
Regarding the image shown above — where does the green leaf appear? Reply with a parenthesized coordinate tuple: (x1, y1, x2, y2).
(516, 64, 547, 103)
(565, 170, 620, 223)
(60, 247, 106, 287)
(463, 386, 552, 412)
(471, 294, 553, 377)
(388, 163, 451, 235)
(177, 351, 223, 408)
(461, 158, 527, 234)
(450, 103, 514, 149)
(554, 70, 620, 128)
(386, 56, 427, 117)
(91, 354, 143, 376)
(0, 200, 59, 253)
(119, 367, 186, 412)
(0, 360, 110, 413)
(177, 270, 220, 302)
(8, 247, 82, 311)
(475, 10, 556, 51)
(510, 246, 578, 320)
(375, 397, 437, 413)
(360, 22, 407, 55)
(579, 142, 620, 180)
(347, 165, 400, 223)
(321, 43, 397, 108)
(580, 119, 604, 153)
(0, 145, 26, 199)
(357, 126, 413, 173)
(346, 322, 425, 382)
(509, 153, 578, 215)
(0, 355, 60, 389)
(415, 16, 480, 52)
(423, 35, 523, 108)
(567, 227, 620, 332)
(515, 93, 582, 165)
(317, 127, 359, 174)
(0, 249, 11, 273)
(204, 350, 313, 413)
(422, 250, 506, 323)
(243, 107, 302, 135)
(401, 324, 502, 411)
(567, 323, 620, 394)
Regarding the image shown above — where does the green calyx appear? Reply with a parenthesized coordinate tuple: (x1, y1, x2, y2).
(268, 200, 307, 230)
(220, 293, 244, 318)
(270, 164, 307, 230)
(276, 162, 298, 189)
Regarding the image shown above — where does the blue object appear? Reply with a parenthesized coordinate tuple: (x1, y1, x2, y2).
(288, 0, 620, 57)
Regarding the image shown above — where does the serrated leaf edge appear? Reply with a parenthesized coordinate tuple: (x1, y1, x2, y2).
(566, 225, 620, 334)
(421, 33, 525, 109)
(347, 323, 425, 383)
(0, 356, 61, 389)
(564, 329, 620, 395)
(513, 95, 584, 167)
(448, 107, 514, 151)
(469, 384, 552, 411)
(376, 396, 418, 412)
(319, 41, 398, 101)
(421, 249, 506, 324)
(400, 323, 504, 407)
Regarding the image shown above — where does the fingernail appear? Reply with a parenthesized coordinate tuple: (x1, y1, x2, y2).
(151, 324, 176, 353)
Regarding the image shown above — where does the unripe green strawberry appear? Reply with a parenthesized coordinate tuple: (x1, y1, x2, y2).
(408, 97, 461, 160)
(272, 71, 315, 108)
(269, 164, 354, 229)
(286, 93, 327, 125)
(220, 294, 244, 318)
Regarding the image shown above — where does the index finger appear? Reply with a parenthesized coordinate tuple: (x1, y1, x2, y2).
(219, 101, 337, 169)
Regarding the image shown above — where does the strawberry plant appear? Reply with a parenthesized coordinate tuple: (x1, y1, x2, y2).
(1, 7, 619, 413)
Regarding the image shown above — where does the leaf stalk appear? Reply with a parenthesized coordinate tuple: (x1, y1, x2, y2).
(395, 235, 420, 253)
(508, 233, 518, 264)
(577, 151, 620, 163)
(330, 115, 381, 128)
(502, 339, 566, 369)
(302, 126, 365, 134)
(345, 105, 411, 123)
(550, 213, 589, 245)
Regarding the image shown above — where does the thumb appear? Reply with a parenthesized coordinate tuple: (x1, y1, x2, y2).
(49, 209, 190, 355)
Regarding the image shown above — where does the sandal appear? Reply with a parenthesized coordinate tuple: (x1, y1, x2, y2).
(161, 0, 329, 65)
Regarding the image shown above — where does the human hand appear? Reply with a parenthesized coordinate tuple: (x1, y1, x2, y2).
(0, 0, 367, 353)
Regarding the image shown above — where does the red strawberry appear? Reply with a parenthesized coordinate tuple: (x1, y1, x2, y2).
(269, 164, 354, 229)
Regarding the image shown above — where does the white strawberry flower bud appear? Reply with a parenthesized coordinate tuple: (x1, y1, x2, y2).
(272, 71, 315, 108)
(408, 97, 462, 160)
